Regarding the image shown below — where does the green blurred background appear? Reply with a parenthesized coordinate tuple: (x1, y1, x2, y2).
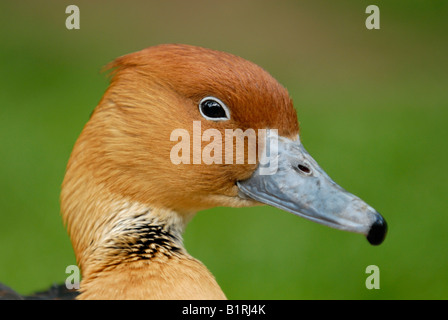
(0, 0, 447, 299)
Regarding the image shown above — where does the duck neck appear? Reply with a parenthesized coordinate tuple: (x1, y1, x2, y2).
(85, 203, 191, 275)
(65, 189, 225, 299)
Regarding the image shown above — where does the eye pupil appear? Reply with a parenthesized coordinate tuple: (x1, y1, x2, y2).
(201, 100, 226, 118)
(199, 98, 229, 120)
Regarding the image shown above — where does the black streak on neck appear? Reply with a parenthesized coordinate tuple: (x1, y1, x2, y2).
(105, 220, 183, 262)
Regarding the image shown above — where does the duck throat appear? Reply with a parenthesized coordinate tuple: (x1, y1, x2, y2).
(82, 201, 193, 277)
(99, 208, 187, 265)
(74, 201, 226, 300)
(62, 177, 226, 299)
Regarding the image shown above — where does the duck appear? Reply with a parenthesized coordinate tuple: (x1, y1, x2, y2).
(60, 44, 387, 300)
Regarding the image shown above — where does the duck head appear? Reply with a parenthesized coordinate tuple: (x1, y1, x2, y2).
(61, 44, 386, 298)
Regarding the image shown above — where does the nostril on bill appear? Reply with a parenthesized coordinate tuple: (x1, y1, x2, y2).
(297, 164, 311, 174)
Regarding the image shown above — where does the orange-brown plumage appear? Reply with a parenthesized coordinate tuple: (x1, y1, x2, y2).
(60, 43, 388, 299)
(61, 44, 300, 299)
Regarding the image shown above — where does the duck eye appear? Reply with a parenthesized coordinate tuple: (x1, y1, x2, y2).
(199, 97, 230, 121)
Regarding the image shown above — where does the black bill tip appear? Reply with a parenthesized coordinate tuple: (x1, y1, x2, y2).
(366, 215, 388, 245)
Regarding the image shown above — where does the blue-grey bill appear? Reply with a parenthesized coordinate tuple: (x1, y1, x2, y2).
(237, 131, 387, 245)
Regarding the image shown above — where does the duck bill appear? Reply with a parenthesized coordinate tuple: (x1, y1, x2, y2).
(237, 130, 387, 245)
